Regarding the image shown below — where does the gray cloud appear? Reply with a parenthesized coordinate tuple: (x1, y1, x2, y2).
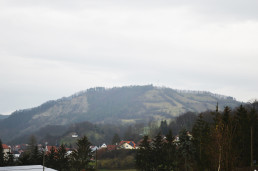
(0, 0, 258, 114)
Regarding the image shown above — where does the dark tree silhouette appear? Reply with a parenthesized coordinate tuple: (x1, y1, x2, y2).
(178, 129, 195, 171)
(192, 114, 211, 170)
(46, 146, 57, 169)
(164, 130, 177, 170)
(111, 133, 121, 145)
(0, 139, 4, 166)
(136, 135, 152, 171)
(152, 132, 165, 170)
(70, 136, 93, 171)
(56, 144, 68, 171)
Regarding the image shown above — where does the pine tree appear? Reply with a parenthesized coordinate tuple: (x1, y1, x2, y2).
(160, 120, 168, 135)
(46, 146, 57, 169)
(0, 139, 5, 166)
(192, 114, 211, 170)
(210, 106, 237, 170)
(234, 105, 250, 166)
(136, 135, 152, 171)
(152, 132, 164, 170)
(164, 130, 177, 170)
(249, 104, 257, 169)
(111, 133, 121, 145)
(18, 151, 31, 165)
(27, 135, 41, 165)
(222, 106, 237, 171)
(32, 145, 42, 165)
(223, 106, 231, 124)
(178, 129, 195, 171)
(70, 136, 93, 171)
(28, 135, 37, 153)
(56, 144, 68, 171)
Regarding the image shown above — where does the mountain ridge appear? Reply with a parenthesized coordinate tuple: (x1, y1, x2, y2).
(0, 85, 241, 142)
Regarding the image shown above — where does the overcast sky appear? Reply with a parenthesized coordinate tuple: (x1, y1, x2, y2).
(1, 0, 258, 115)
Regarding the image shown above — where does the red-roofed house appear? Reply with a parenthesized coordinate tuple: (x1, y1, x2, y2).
(118, 141, 136, 149)
(2, 144, 11, 155)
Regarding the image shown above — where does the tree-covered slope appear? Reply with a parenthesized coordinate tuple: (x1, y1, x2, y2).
(0, 85, 241, 142)
(0, 114, 8, 120)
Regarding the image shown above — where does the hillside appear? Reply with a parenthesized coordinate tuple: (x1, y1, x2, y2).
(0, 114, 9, 120)
(0, 85, 241, 142)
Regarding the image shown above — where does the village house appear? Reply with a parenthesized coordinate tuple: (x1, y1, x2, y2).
(100, 143, 107, 148)
(12, 151, 20, 159)
(10, 144, 25, 160)
(96, 141, 137, 152)
(90, 145, 98, 152)
(118, 141, 136, 150)
(2, 144, 11, 156)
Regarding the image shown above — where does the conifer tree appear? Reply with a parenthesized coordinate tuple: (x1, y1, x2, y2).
(56, 144, 68, 171)
(136, 135, 152, 171)
(223, 106, 231, 124)
(31, 145, 42, 165)
(210, 106, 237, 170)
(192, 114, 211, 170)
(222, 106, 237, 171)
(111, 133, 121, 145)
(164, 130, 177, 170)
(27, 135, 42, 165)
(249, 104, 257, 169)
(70, 136, 93, 170)
(178, 129, 195, 171)
(152, 132, 164, 170)
(28, 135, 37, 153)
(18, 151, 31, 165)
(234, 105, 250, 166)
(160, 120, 168, 135)
(46, 146, 57, 169)
(0, 139, 5, 166)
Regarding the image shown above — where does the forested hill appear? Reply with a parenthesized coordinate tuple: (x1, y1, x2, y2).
(0, 85, 240, 142)
(0, 114, 8, 120)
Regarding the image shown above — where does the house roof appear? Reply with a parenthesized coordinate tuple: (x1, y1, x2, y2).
(119, 141, 136, 148)
(100, 143, 107, 148)
(0, 165, 57, 171)
(2, 144, 10, 149)
(107, 145, 117, 151)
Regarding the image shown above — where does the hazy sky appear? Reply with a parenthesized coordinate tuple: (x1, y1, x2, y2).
(1, 0, 258, 115)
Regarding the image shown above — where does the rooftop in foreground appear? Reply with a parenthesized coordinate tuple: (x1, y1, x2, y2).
(0, 165, 57, 171)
